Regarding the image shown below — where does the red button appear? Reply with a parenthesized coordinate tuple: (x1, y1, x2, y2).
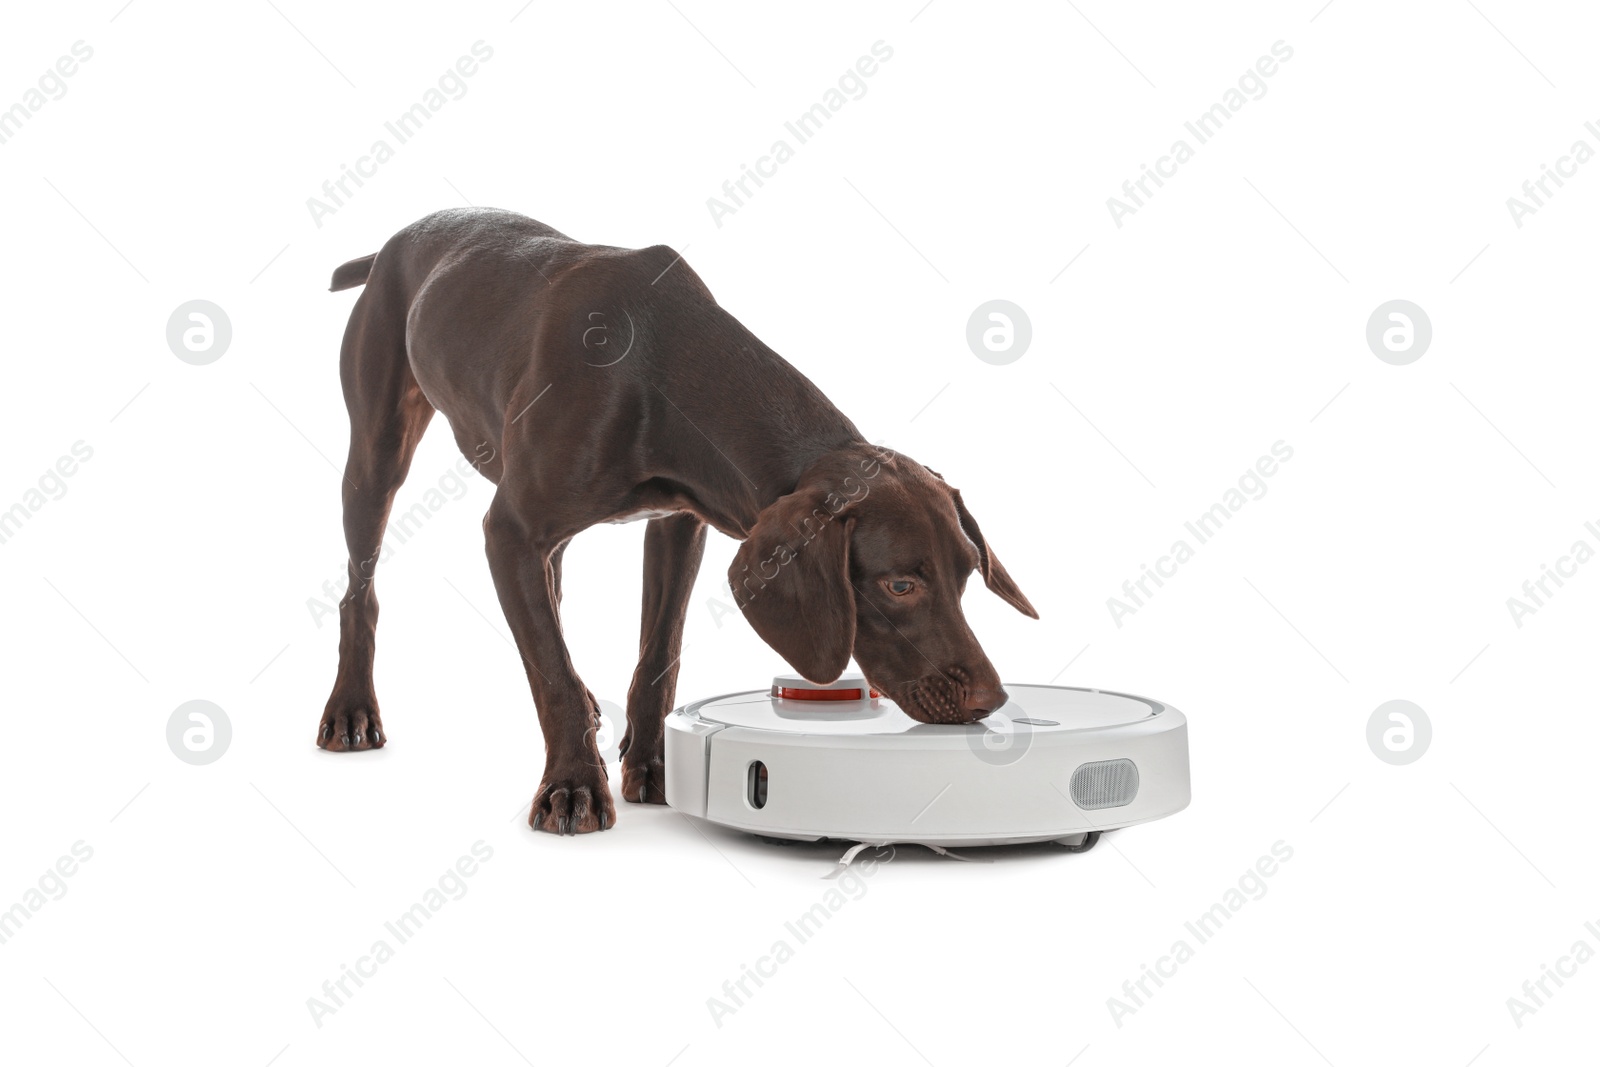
(772, 685, 880, 701)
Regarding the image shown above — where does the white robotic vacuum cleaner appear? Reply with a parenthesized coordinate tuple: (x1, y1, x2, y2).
(664, 674, 1190, 851)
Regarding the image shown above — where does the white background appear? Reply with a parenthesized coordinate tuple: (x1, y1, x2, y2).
(1, 1, 1596, 1063)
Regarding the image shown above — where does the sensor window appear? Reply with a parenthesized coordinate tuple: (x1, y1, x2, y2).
(1070, 758, 1140, 810)
(747, 761, 768, 809)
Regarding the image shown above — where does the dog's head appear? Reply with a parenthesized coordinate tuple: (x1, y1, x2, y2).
(729, 445, 1036, 724)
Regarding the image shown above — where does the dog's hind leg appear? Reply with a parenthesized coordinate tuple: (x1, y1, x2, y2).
(620, 512, 707, 803)
(318, 279, 434, 751)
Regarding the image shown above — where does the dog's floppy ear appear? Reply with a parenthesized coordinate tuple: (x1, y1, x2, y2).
(950, 489, 1039, 619)
(729, 489, 857, 684)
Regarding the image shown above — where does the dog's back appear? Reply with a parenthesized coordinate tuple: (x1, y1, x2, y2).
(331, 207, 578, 295)
(332, 208, 853, 488)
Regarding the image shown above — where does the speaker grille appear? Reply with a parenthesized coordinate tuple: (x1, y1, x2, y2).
(1070, 759, 1140, 810)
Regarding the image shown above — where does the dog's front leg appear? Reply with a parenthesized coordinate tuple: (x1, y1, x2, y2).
(483, 493, 615, 835)
(620, 513, 707, 803)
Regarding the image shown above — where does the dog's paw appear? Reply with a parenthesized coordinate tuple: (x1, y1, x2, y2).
(318, 701, 385, 751)
(529, 764, 616, 835)
(620, 751, 667, 805)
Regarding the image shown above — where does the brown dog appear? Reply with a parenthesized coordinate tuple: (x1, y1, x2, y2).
(319, 208, 1037, 834)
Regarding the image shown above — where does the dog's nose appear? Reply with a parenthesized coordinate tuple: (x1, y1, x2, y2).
(961, 687, 1005, 721)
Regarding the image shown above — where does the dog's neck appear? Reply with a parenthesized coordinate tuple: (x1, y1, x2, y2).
(696, 432, 873, 541)
(661, 312, 870, 538)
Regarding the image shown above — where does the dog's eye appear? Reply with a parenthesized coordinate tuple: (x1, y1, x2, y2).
(886, 579, 915, 596)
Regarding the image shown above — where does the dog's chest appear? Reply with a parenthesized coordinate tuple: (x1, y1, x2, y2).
(605, 507, 681, 524)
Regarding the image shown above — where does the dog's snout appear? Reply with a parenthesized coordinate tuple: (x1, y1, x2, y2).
(885, 666, 1006, 724)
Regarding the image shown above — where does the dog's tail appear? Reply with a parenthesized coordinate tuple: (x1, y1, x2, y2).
(329, 253, 377, 292)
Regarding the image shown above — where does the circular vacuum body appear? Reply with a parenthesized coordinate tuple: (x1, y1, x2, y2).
(663, 675, 1190, 848)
